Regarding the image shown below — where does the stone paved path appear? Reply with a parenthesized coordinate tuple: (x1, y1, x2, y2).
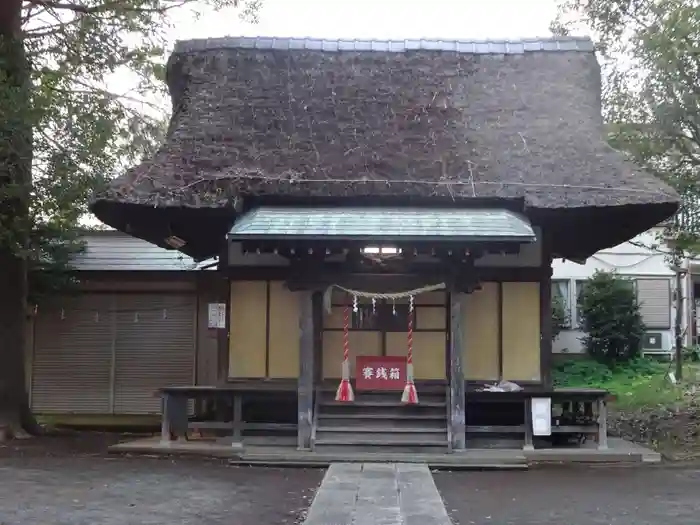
(303, 463, 452, 525)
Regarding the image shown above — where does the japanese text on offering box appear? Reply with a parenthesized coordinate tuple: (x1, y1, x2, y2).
(355, 356, 406, 391)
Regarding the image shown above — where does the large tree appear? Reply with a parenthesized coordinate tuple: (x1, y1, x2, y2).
(553, 0, 700, 254)
(0, 0, 258, 437)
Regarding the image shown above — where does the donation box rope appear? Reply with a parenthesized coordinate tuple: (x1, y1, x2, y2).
(324, 282, 446, 404)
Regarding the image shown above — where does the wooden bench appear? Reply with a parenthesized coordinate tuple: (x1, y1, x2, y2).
(158, 381, 297, 443)
(465, 387, 612, 450)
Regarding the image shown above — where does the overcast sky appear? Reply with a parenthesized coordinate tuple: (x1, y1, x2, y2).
(121, 0, 572, 116)
(171, 0, 563, 42)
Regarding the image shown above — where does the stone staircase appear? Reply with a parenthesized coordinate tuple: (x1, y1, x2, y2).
(311, 388, 450, 453)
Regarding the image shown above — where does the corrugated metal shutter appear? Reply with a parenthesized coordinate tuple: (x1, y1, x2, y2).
(113, 294, 195, 415)
(31, 295, 113, 414)
(636, 279, 671, 329)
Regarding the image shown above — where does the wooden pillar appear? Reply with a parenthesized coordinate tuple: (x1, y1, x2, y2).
(597, 397, 609, 450)
(540, 233, 554, 388)
(523, 397, 534, 451)
(312, 289, 324, 385)
(449, 292, 466, 450)
(232, 393, 243, 442)
(161, 393, 187, 443)
(216, 241, 230, 384)
(297, 290, 315, 450)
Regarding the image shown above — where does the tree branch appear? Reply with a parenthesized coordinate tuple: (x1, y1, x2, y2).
(25, 0, 191, 14)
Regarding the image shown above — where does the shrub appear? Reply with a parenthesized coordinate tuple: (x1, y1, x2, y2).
(553, 358, 613, 387)
(578, 270, 646, 365)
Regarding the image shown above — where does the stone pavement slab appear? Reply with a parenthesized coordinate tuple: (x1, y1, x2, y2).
(397, 463, 454, 525)
(303, 462, 452, 525)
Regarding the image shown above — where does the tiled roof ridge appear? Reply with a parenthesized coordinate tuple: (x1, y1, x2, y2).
(174, 35, 594, 55)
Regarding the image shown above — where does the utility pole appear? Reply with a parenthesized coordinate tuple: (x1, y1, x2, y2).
(671, 261, 687, 381)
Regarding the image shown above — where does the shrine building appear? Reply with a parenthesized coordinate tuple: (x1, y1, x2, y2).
(90, 36, 678, 453)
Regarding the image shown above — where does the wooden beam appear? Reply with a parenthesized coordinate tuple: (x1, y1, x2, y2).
(297, 290, 315, 450)
(228, 264, 544, 283)
(449, 292, 466, 450)
(287, 272, 450, 293)
(238, 239, 521, 256)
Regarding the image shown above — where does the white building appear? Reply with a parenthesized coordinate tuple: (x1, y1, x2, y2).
(551, 227, 690, 356)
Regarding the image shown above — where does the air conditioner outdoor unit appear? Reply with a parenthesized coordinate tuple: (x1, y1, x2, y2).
(641, 332, 673, 358)
(643, 332, 664, 351)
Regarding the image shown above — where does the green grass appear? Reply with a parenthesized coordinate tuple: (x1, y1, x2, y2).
(553, 358, 691, 409)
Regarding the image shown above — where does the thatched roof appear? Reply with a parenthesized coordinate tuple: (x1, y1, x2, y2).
(90, 36, 679, 259)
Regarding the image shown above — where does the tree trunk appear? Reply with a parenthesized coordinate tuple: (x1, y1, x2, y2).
(0, 0, 40, 438)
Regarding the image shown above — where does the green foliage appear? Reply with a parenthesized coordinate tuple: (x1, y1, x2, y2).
(27, 224, 85, 306)
(683, 345, 700, 362)
(578, 270, 646, 364)
(553, 0, 700, 258)
(553, 358, 613, 387)
(553, 357, 681, 408)
(551, 292, 569, 341)
(1, 0, 260, 302)
(554, 357, 664, 388)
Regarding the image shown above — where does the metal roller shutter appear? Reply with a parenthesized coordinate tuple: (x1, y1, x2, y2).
(636, 279, 672, 329)
(113, 294, 196, 415)
(31, 295, 114, 414)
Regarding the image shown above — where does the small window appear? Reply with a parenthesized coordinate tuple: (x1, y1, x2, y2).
(362, 246, 402, 255)
(575, 280, 588, 328)
(551, 279, 571, 328)
(636, 278, 671, 329)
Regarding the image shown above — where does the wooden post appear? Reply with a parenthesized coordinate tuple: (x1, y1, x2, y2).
(312, 288, 324, 384)
(597, 397, 608, 450)
(217, 241, 230, 383)
(232, 393, 243, 443)
(539, 237, 554, 388)
(161, 393, 187, 443)
(523, 397, 534, 451)
(449, 292, 466, 450)
(297, 290, 315, 450)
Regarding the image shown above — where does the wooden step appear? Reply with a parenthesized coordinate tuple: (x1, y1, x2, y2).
(314, 436, 448, 447)
(321, 400, 446, 408)
(311, 445, 451, 454)
(319, 391, 446, 402)
(317, 426, 446, 434)
(318, 417, 446, 430)
(318, 412, 445, 420)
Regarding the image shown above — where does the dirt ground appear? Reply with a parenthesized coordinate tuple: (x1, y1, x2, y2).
(435, 466, 700, 525)
(8, 433, 700, 525)
(0, 433, 324, 525)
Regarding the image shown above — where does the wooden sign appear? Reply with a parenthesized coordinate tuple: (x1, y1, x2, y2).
(355, 356, 407, 391)
(531, 397, 552, 436)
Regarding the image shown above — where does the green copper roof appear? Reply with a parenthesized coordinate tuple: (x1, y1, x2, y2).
(228, 207, 535, 243)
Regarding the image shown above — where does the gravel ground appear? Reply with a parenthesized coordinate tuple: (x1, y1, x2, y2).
(435, 466, 700, 525)
(0, 434, 324, 525)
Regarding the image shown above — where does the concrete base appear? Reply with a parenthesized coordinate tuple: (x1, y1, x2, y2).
(109, 435, 660, 468)
(111, 437, 526, 469)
